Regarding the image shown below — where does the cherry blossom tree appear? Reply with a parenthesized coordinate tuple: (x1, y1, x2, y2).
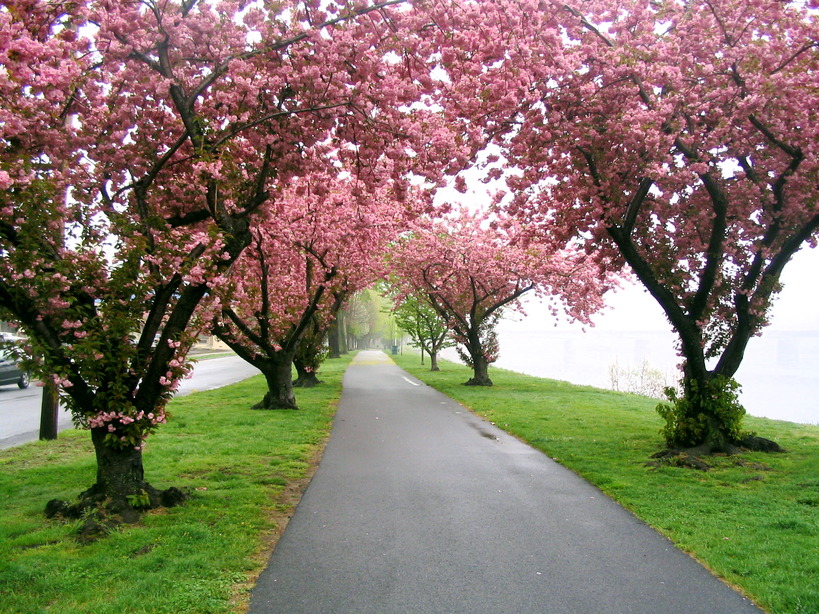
(209, 174, 408, 409)
(388, 210, 609, 385)
(432, 0, 819, 452)
(506, 0, 819, 452)
(0, 0, 465, 521)
(210, 230, 341, 409)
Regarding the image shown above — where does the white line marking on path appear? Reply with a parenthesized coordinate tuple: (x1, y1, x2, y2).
(402, 376, 421, 387)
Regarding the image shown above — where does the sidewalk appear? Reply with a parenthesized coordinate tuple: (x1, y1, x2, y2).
(249, 350, 763, 613)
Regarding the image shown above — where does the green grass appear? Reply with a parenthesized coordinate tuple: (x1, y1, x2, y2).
(2, 350, 817, 614)
(0, 353, 354, 614)
(392, 353, 819, 614)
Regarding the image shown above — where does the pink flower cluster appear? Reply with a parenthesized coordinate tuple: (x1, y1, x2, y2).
(87, 409, 167, 431)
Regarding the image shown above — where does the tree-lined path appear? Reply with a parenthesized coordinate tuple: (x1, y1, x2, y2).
(249, 350, 762, 614)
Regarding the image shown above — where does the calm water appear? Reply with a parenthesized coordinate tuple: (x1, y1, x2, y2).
(442, 327, 819, 425)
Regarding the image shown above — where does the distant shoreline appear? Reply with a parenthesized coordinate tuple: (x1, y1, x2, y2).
(441, 327, 819, 426)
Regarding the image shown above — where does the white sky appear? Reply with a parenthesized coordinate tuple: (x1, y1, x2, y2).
(504, 245, 819, 333)
(586, 246, 819, 332)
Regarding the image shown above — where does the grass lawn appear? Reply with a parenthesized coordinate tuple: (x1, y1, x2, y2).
(392, 353, 819, 614)
(0, 353, 353, 614)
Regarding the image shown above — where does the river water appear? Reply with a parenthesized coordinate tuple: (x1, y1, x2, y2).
(487, 327, 819, 425)
(439, 310, 819, 426)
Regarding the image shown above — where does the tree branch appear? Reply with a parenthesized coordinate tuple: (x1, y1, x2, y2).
(688, 172, 728, 321)
(749, 114, 802, 159)
(622, 177, 653, 236)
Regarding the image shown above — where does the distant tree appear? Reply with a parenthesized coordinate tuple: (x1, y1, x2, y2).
(391, 292, 454, 371)
(343, 288, 395, 350)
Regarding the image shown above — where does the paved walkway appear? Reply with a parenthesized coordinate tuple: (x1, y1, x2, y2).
(249, 350, 763, 613)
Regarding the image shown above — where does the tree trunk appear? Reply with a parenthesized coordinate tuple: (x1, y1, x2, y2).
(328, 320, 341, 359)
(39, 380, 59, 441)
(44, 426, 186, 537)
(254, 353, 298, 409)
(89, 426, 146, 500)
(430, 350, 440, 372)
(338, 310, 349, 354)
(465, 353, 492, 386)
(607, 224, 783, 456)
(293, 357, 322, 388)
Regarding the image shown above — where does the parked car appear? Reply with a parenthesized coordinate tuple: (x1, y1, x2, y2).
(0, 351, 30, 389)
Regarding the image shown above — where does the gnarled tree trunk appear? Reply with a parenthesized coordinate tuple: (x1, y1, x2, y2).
(45, 426, 185, 538)
(293, 356, 322, 388)
(465, 352, 493, 386)
(254, 352, 298, 409)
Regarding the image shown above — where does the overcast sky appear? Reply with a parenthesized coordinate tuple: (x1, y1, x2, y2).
(503, 245, 819, 334)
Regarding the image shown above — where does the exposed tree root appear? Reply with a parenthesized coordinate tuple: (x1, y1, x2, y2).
(739, 434, 785, 453)
(647, 450, 713, 471)
(463, 377, 493, 386)
(293, 374, 322, 388)
(647, 434, 784, 471)
(251, 392, 298, 410)
(45, 483, 186, 543)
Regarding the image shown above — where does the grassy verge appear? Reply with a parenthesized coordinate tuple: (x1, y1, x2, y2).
(393, 353, 819, 614)
(0, 353, 354, 614)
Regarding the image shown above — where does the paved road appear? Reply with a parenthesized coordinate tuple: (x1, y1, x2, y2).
(0, 355, 259, 450)
(249, 350, 763, 614)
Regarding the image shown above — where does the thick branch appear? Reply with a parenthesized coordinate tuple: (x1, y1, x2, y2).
(749, 115, 801, 159)
(622, 177, 653, 236)
(688, 172, 728, 321)
(607, 225, 707, 380)
(134, 280, 210, 408)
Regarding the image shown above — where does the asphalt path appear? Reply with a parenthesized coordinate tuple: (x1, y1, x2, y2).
(0, 354, 259, 450)
(249, 350, 763, 614)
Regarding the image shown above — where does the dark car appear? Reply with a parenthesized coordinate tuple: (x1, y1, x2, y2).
(0, 351, 30, 389)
